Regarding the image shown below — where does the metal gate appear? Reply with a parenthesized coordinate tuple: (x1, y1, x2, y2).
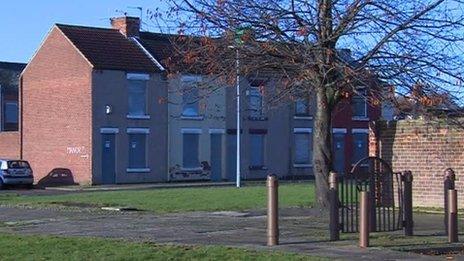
(338, 157, 404, 233)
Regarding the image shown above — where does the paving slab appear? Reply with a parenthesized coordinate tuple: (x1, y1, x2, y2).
(0, 206, 459, 260)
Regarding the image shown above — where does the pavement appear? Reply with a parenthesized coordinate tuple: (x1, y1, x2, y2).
(0, 205, 461, 260)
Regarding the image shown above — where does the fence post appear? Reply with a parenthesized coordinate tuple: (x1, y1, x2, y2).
(448, 189, 458, 243)
(359, 191, 370, 248)
(267, 175, 279, 246)
(402, 171, 413, 236)
(444, 168, 456, 235)
(329, 171, 339, 241)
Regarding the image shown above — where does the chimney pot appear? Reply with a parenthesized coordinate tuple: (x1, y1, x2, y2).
(110, 16, 140, 38)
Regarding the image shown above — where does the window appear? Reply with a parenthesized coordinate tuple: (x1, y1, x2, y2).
(250, 133, 265, 167)
(249, 87, 263, 117)
(128, 80, 147, 117)
(352, 131, 368, 164)
(352, 89, 367, 118)
(294, 129, 312, 166)
(4, 102, 18, 124)
(128, 132, 147, 169)
(182, 79, 200, 117)
(295, 99, 309, 116)
(182, 129, 201, 169)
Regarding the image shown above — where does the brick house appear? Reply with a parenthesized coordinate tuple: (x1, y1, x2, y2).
(16, 16, 380, 185)
(21, 17, 168, 185)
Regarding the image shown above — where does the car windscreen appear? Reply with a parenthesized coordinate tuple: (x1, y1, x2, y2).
(7, 161, 30, 169)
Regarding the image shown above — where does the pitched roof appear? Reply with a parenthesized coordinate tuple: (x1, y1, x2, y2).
(56, 24, 160, 73)
(0, 61, 26, 72)
(138, 32, 176, 66)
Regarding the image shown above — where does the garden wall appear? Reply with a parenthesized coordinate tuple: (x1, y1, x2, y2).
(371, 119, 464, 208)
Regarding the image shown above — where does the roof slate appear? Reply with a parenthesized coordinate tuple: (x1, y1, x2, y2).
(56, 24, 160, 73)
(0, 62, 26, 72)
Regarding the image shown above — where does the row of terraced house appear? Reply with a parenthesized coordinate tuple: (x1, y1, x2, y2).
(0, 16, 389, 186)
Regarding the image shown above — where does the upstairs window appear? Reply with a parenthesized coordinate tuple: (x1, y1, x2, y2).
(128, 79, 147, 117)
(249, 87, 263, 117)
(295, 99, 310, 116)
(182, 77, 200, 117)
(352, 88, 367, 118)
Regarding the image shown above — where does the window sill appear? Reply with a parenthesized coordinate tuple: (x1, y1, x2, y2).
(248, 116, 268, 121)
(127, 115, 151, 120)
(249, 165, 267, 170)
(293, 115, 313, 120)
(351, 163, 369, 167)
(352, 117, 369, 121)
(293, 164, 313, 168)
(180, 167, 203, 172)
(181, 115, 204, 121)
(126, 168, 151, 173)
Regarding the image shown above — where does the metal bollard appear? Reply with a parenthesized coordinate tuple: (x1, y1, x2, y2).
(329, 171, 340, 241)
(448, 189, 458, 243)
(402, 171, 413, 236)
(444, 168, 456, 235)
(359, 191, 370, 248)
(267, 175, 279, 246)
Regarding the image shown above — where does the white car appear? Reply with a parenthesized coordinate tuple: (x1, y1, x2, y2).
(0, 160, 34, 188)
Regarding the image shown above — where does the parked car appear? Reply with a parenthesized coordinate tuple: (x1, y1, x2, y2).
(0, 160, 33, 188)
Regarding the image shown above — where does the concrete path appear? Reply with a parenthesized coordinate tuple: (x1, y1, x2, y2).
(0, 206, 457, 260)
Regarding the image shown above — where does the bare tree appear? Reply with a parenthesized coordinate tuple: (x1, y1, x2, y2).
(155, 0, 464, 208)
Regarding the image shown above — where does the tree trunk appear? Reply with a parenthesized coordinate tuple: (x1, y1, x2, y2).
(313, 86, 333, 210)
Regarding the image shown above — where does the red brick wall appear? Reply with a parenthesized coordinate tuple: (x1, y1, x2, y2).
(21, 27, 93, 185)
(0, 132, 20, 159)
(373, 120, 464, 208)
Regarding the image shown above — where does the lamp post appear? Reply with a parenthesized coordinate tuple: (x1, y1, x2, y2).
(229, 45, 241, 188)
(235, 47, 241, 188)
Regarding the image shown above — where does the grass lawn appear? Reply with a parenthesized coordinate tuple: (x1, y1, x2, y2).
(0, 183, 315, 213)
(0, 233, 324, 260)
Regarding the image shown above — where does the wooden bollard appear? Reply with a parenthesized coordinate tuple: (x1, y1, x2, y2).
(359, 191, 370, 248)
(267, 175, 278, 246)
(448, 189, 458, 243)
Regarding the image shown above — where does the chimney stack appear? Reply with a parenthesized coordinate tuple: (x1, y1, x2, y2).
(110, 16, 140, 38)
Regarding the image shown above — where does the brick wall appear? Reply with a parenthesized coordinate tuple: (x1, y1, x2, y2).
(0, 132, 20, 159)
(21, 27, 93, 185)
(373, 119, 464, 208)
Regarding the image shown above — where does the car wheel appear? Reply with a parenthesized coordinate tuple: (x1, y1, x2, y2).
(26, 184, 34, 189)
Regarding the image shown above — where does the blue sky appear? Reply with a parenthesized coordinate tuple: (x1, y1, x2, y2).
(0, 0, 168, 63)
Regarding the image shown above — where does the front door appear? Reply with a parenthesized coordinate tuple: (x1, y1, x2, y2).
(101, 134, 116, 184)
(333, 133, 345, 174)
(210, 133, 222, 181)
